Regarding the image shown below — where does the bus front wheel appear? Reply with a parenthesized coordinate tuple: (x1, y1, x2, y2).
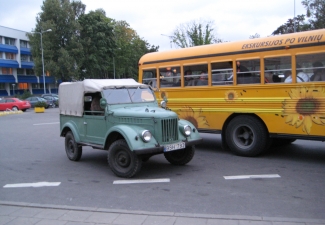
(225, 116, 269, 157)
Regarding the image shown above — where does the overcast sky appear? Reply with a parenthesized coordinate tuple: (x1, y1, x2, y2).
(0, 0, 306, 51)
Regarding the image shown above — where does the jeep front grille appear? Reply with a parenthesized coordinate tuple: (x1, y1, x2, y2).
(161, 118, 178, 143)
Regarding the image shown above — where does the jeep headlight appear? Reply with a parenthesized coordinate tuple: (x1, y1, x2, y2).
(183, 125, 191, 136)
(141, 130, 152, 142)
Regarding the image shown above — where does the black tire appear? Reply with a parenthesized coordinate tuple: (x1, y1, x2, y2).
(12, 106, 18, 111)
(164, 146, 195, 165)
(65, 131, 82, 161)
(225, 116, 269, 157)
(108, 139, 142, 178)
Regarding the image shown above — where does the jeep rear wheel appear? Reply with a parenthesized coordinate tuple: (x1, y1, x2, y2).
(65, 131, 82, 161)
(108, 139, 142, 178)
(164, 146, 195, 165)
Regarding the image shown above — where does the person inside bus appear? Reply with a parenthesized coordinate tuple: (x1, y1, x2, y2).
(264, 69, 273, 83)
(185, 70, 195, 86)
(310, 61, 325, 81)
(284, 66, 309, 83)
(236, 61, 250, 76)
(196, 71, 208, 86)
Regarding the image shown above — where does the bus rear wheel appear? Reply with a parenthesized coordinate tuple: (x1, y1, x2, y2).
(225, 115, 269, 157)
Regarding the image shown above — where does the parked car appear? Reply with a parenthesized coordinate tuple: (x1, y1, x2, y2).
(41, 94, 59, 98)
(0, 98, 31, 111)
(42, 96, 58, 108)
(25, 97, 51, 108)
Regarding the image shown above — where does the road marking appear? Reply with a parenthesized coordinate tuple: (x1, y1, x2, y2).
(33, 122, 59, 126)
(3, 182, 61, 188)
(224, 174, 281, 180)
(113, 178, 170, 184)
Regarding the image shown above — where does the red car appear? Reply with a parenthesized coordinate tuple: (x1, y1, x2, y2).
(0, 98, 31, 112)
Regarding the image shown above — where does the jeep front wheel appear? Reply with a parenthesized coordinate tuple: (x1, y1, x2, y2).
(108, 139, 142, 178)
(164, 146, 195, 165)
(65, 131, 82, 161)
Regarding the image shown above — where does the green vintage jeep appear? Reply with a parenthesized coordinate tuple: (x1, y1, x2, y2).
(59, 79, 202, 178)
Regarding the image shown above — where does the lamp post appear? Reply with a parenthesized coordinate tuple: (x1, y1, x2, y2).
(32, 29, 52, 94)
(12, 84, 15, 95)
(161, 34, 173, 48)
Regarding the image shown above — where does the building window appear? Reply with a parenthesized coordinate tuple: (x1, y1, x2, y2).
(21, 54, 28, 61)
(20, 40, 28, 48)
(0, 52, 3, 59)
(2, 68, 13, 75)
(4, 37, 15, 45)
(5, 53, 15, 60)
(17, 68, 25, 75)
(26, 69, 34, 75)
(0, 83, 5, 90)
(32, 83, 39, 88)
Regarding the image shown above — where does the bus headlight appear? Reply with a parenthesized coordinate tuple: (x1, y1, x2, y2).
(141, 130, 152, 142)
(183, 125, 191, 136)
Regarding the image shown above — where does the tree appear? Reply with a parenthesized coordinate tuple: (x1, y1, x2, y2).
(272, 0, 324, 35)
(302, 0, 325, 29)
(78, 9, 116, 79)
(272, 15, 310, 35)
(113, 20, 159, 79)
(171, 20, 222, 48)
(249, 33, 260, 39)
(28, 0, 85, 82)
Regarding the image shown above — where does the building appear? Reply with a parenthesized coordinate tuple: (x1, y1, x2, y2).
(0, 26, 57, 97)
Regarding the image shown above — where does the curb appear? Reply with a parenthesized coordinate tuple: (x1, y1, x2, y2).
(1, 201, 325, 224)
(0, 110, 23, 116)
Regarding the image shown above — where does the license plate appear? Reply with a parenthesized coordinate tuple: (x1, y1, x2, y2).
(164, 142, 185, 152)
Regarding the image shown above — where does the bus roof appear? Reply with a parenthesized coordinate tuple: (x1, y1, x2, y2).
(139, 29, 325, 65)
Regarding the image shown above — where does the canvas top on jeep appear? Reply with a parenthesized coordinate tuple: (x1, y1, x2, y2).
(59, 79, 148, 117)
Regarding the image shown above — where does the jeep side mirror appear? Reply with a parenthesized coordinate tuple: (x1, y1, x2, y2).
(100, 98, 107, 109)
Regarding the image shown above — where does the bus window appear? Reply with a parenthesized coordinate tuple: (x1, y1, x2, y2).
(211, 61, 233, 85)
(296, 53, 325, 82)
(183, 64, 208, 86)
(264, 56, 291, 83)
(143, 69, 157, 88)
(159, 67, 181, 88)
(236, 59, 260, 84)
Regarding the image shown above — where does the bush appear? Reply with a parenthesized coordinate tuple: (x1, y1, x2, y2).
(20, 90, 32, 100)
(35, 101, 47, 108)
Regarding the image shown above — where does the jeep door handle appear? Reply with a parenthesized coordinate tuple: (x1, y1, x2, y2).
(84, 122, 87, 125)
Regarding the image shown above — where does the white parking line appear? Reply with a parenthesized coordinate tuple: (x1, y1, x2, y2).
(3, 182, 61, 188)
(224, 174, 281, 180)
(33, 122, 59, 126)
(113, 178, 170, 184)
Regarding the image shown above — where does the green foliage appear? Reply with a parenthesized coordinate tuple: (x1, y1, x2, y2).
(20, 90, 32, 100)
(113, 20, 159, 80)
(78, 9, 116, 79)
(249, 33, 261, 39)
(35, 101, 47, 108)
(272, 0, 324, 35)
(302, 0, 325, 29)
(27, 0, 85, 82)
(28, 0, 158, 81)
(171, 20, 223, 48)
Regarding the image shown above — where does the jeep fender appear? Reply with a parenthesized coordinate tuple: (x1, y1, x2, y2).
(60, 121, 81, 142)
(106, 125, 158, 151)
(178, 119, 201, 140)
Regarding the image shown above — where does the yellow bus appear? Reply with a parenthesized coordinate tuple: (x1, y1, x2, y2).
(138, 29, 325, 157)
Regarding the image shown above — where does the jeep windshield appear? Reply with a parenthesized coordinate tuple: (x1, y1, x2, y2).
(102, 87, 155, 104)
